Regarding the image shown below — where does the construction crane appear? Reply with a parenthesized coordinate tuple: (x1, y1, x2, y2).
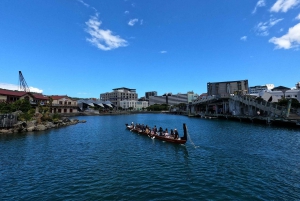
(18, 71, 30, 92)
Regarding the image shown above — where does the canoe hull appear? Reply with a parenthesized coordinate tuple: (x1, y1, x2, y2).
(125, 124, 187, 144)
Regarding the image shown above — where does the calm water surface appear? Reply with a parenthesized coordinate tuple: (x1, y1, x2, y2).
(1, 114, 300, 200)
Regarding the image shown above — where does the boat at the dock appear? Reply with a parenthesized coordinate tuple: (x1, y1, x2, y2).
(125, 123, 188, 144)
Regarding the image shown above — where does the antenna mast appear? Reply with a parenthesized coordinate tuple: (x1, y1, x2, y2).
(19, 71, 30, 92)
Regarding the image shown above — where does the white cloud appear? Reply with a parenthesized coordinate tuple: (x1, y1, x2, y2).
(296, 13, 300, 20)
(255, 18, 283, 36)
(140, 19, 144, 25)
(252, 0, 266, 14)
(85, 15, 128, 51)
(128, 19, 139, 26)
(271, 0, 300, 12)
(0, 83, 43, 93)
(29, 87, 43, 93)
(269, 23, 300, 49)
(78, 0, 98, 13)
(78, 0, 89, 7)
(240, 36, 247, 41)
(160, 51, 167, 54)
(124, 11, 129, 14)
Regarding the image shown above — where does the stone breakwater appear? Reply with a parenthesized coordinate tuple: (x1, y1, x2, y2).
(0, 117, 86, 134)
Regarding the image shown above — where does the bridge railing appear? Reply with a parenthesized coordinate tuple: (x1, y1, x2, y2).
(230, 96, 286, 116)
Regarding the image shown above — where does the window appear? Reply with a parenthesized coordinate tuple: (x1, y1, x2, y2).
(59, 101, 63, 104)
(58, 109, 61, 113)
(70, 109, 73, 113)
(64, 109, 67, 113)
(68, 102, 71, 105)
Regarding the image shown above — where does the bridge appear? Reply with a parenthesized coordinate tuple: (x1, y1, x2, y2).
(190, 95, 300, 126)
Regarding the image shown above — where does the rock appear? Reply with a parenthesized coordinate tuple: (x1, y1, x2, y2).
(36, 124, 47, 131)
(69, 120, 77, 125)
(27, 126, 36, 132)
(0, 129, 10, 134)
(45, 122, 55, 128)
(62, 118, 71, 123)
(26, 120, 36, 128)
(79, 120, 87, 123)
(13, 122, 27, 132)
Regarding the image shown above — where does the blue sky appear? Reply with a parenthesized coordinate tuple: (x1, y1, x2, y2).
(0, 0, 300, 98)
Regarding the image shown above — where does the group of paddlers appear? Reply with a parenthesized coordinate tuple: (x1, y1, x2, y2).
(129, 122, 180, 139)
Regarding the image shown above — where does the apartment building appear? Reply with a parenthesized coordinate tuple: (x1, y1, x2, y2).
(100, 87, 138, 107)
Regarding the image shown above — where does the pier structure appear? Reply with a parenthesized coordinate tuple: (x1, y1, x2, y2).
(190, 95, 300, 127)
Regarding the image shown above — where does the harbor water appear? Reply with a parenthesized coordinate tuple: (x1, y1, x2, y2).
(1, 114, 299, 200)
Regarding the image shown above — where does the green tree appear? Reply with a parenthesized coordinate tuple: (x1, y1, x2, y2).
(10, 99, 31, 112)
(178, 103, 187, 110)
(0, 102, 12, 113)
(146, 104, 169, 111)
(19, 112, 32, 122)
(48, 97, 53, 106)
(278, 98, 300, 108)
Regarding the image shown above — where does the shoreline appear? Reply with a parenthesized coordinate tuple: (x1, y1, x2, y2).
(1, 111, 299, 134)
(0, 117, 86, 134)
(63, 111, 300, 128)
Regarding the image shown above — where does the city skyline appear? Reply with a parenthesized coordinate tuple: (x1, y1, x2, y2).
(1, 0, 300, 98)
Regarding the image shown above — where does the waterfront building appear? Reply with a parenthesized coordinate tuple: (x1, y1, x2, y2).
(149, 93, 188, 106)
(77, 99, 114, 112)
(187, 91, 198, 104)
(285, 90, 300, 102)
(48, 95, 78, 114)
(272, 86, 290, 93)
(100, 87, 138, 107)
(197, 93, 208, 100)
(145, 91, 157, 100)
(207, 80, 249, 97)
(296, 82, 300, 89)
(249, 84, 274, 94)
(120, 100, 148, 110)
(258, 90, 284, 102)
(0, 88, 48, 105)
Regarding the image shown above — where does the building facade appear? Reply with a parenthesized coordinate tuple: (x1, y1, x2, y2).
(149, 93, 188, 106)
(0, 89, 48, 105)
(120, 100, 148, 110)
(207, 80, 249, 97)
(100, 87, 138, 107)
(249, 84, 274, 94)
(285, 90, 300, 102)
(145, 91, 157, 99)
(48, 95, 78, 114)
(187, 91, 198, 104)
(272, 86, 291, 93)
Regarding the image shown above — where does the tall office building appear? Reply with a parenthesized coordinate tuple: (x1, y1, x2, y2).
(145, 91, 157, 99)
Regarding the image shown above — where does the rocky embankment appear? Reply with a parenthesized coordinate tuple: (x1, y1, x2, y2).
(0, 117, 86, 134)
